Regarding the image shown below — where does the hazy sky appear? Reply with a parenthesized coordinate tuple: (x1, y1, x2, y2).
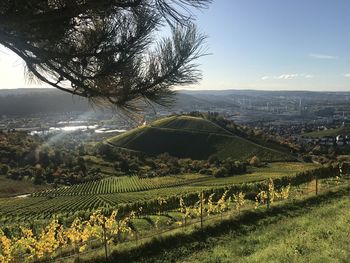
(1, 0, 350, 91)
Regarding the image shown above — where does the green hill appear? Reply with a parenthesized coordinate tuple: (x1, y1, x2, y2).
(150, 115, 230, 134)
(106, 116, 294, 161)
(303, 126, 350, 138)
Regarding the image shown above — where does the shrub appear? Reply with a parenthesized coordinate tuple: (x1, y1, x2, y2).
(0, 163, 9, 175)
(213, 167, 228, 178)
(208, 154, 219, 165)
(249, 156, 260, 167)
(199, 168, 212, 175)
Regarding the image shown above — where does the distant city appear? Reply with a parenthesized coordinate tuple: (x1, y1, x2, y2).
(2, 88, 350, 138)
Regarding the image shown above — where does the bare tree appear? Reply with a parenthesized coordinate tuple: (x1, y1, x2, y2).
(0, 0, 211, 111)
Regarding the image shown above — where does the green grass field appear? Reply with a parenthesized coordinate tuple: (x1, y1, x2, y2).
(83, 155, 117, 175)
(0, 177, 48, 198)
(107, 116, 295, 161)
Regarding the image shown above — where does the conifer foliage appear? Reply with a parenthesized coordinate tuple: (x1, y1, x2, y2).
(0, 0, 211, 110)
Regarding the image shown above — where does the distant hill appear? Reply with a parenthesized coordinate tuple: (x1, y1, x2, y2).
(303, 126, 350, 138)
(0, 88, 91, 115)
(106, 115, 294, 161)
(0, 88, 230, 116)
(2, 88, 350, 117)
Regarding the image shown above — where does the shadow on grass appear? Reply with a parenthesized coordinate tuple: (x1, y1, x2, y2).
(81, 187, 350, 263)
(142, 216, 155, 228)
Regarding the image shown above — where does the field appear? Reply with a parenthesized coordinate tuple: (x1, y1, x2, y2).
(83, 155, 116, 175)
(32, 174, 207, 197)
(0, 161, 342, 262)
(107, 116, 294, 161)
(303, 126, 350, 138)
(0, 177, 47, 198)
(0, 162, 319, 224)
(191, 162, 318, 186)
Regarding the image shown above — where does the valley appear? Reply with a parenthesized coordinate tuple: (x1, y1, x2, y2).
(0, 97, 349, 263)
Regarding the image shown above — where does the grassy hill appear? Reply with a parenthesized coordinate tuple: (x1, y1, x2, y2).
(150, 115, 230, 134)
(303, 126, 350, 138)
(107, 116, 294, 161)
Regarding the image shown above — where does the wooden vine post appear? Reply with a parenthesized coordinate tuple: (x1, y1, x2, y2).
(315, 175, 318, 195)
(200, 191, 203, 229)
(103, 222, 108, 260)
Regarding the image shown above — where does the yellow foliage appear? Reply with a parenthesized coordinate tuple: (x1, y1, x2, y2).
(34, 219, 61, 259)
(255, 179, 290, 209)
(207, 193, 216, 215)
(233, 192, 245, 213)
(179, 197, 191, 222)
(217, 190, 229, 214)
(0, 232, 13, 263)
(192, 193, 205, 217)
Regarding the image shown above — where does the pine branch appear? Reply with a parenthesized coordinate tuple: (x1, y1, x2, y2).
(0, 0, 211, 112)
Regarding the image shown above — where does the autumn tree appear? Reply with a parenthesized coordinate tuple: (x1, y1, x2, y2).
(0, 0, 211, 111)
(249, 156, 261, 167)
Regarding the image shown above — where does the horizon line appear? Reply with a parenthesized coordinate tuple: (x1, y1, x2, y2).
(1, 87, 350, 93)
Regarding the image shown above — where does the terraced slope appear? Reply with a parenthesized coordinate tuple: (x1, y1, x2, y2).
(107, 116, 295, 161)
(0, 163, 319, 223)
(32, 174, 207, 197)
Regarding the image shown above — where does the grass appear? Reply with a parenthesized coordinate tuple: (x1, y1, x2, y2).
(107, 116, 294, 161)
(83, 155, 114, 167)
(151, 115, 230, 135)
(83, 155, 116, 175)
(245, 135, 294, 155)
(212, 135, 292, 161)
(179, 192, 350, 263)
(0, 176, 48, 198)
(106, 125, 147, 147)
(122, 127, 223, 160)
(80, 185, 350, 263)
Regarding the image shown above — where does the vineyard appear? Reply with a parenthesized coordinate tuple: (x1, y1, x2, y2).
(32, 174, 208, 197)
(0, 163, 320, 224)
(0, 172, 348, 263)
(33, 163, 317, 197)
(130, 183, 350, 263)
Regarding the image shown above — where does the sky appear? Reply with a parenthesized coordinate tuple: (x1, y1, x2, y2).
(1, 0, 350, 91)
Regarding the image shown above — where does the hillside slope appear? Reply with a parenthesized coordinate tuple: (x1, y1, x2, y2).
(303, 126, 350, 138)
(102, 187, 350, 263)
(107, 116, 294, 161)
